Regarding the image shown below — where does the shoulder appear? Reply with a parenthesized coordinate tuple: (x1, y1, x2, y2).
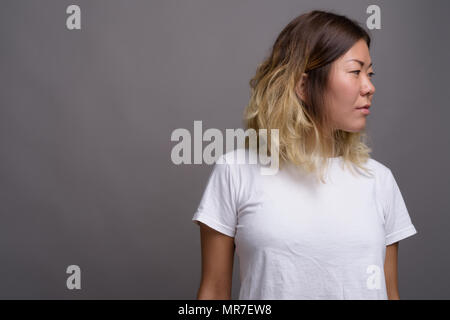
(364, 157, 397, 192)
(214, 149, 263, 184)
(365, 157, 392, 177)
(217, 148, 260, 166)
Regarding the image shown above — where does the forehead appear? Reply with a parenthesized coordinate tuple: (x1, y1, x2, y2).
(338, 40, 372, 66)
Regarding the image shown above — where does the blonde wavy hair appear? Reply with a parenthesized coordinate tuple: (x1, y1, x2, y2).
(243, 10, 374, 183)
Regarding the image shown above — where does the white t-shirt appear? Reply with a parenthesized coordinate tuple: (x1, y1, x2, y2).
(192, 148, 418, 300)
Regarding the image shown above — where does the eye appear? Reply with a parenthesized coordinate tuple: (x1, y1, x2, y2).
(351, 70, 376, 78)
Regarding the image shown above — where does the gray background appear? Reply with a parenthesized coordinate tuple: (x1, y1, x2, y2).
(0, 0, 448, 299)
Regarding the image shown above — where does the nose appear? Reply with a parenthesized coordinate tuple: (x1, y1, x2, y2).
(362, 76, 375, 96)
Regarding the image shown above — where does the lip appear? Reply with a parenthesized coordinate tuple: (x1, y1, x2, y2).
(356, 104, 371, 115)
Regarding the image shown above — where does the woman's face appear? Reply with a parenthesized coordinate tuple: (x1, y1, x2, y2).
(325, 39, 376, 133)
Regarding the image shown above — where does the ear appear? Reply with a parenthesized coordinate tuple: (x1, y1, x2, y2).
(295, 73, 308, 101)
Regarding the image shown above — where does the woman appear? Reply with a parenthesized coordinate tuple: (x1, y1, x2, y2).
(192, 10, 418, 300)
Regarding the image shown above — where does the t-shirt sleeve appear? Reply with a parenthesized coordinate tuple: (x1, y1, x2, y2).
(191, 155, 238, 237)
(382, 169, 418, 246)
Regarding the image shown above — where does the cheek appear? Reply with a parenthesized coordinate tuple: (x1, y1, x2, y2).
(326, 81, 363, 127)
(335, 77, 359, 102)
(327, 77, 358, 113)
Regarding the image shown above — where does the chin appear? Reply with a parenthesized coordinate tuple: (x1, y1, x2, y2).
(340, 124, 366, 133)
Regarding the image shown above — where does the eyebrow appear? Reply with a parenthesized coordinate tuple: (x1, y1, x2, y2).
(346, 59, 373, 68)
